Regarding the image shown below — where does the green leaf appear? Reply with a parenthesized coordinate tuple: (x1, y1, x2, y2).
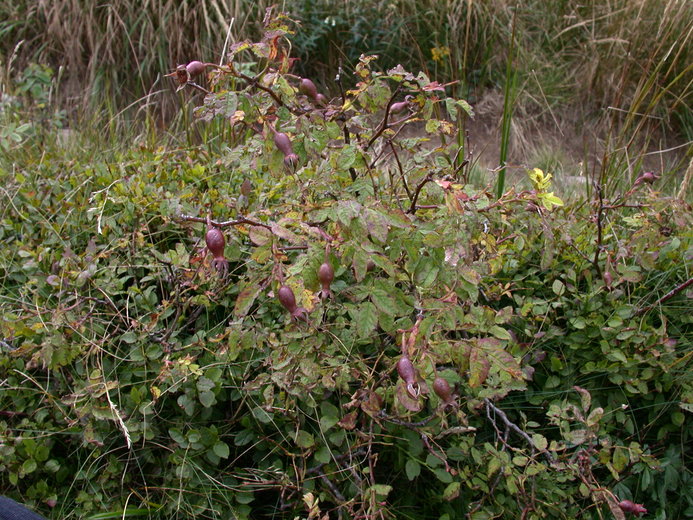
(198, 390, 216, 408)
(213, 442, 230, 459)
(489, 325, 511, 341)
(370, 288, 396, 315)
(532, 434, 548, 451)
(371, 484, 392, 497)
(442, 481, 460, 501)
(234, 279, 264, 317)
(612, 446, 628, 473)
(434, 468, 453, 483)
(22, 459, 37, 474)
(352, 248, 370, 282)
(354, 302, 378, 338)
(405, 459, 421, 481)
(295, 430, 315, 449)
(319, 415, 339, 432)
(552, 279, 565, 296)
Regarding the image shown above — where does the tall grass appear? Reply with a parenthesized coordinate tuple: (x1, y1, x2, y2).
(1, 0, 690, 195)
(0, 0, 272, 117)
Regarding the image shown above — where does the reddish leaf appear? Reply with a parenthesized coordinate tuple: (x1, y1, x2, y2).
(338, 411, 358, 431)
(468, 348, 490, 388)
(396, 381, 423, 412)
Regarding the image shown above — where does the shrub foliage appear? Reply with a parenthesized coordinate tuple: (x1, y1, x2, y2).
(1, 12, 691, 520)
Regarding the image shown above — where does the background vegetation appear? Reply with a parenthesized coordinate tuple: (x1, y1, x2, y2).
(1, 2, 691, 520)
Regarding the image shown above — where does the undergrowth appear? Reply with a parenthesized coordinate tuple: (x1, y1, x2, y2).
(1, 12, 692, 520)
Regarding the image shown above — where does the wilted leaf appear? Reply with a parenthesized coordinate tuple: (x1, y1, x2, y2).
(338, 411, 358, 430)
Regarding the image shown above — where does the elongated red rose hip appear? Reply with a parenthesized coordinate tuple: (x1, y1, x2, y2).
(277, 285, 298, 313)
(433, 376, 453, 403)
(317, 262, 334, 300)
(299, 78, 318, 100)
(205, 226, 229, 276)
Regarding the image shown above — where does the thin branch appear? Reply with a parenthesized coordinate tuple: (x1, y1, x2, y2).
(185, 81, 210, 95)
(408, 173, 434, 214)
(366, 87, 401, 150)
(421, 433, 451, 472)
(388, 141, 412, 200)
(636, 276, 693, 316)
(602, 202, 650, 210)
(378, 410, 435, 428)
(484, 398, 556, 463)
(318, 471, 346, 503)
(235, 71, 285, 107)
(177, 214, 272, 230)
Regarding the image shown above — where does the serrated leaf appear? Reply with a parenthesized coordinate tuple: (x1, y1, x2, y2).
(468, 348, 490, 388)
(319, 415, 339, 432)
(233, 280, 264, 317)
(532, 434, 548, 451)
(270, 222, 301, 243)
(370, 288, 396, 315)
(489, 325, 511, 341)
(612, 446, 628, 472)
(586, 407, 604, 427)
(414, 257, 439, 288)
(248, 225, 272, 245)
(371, 484, 392, 497)
(460, 266, 481, 285)
(337, 144, 358, 170)
(354, 302, 378, 338)
(487, 456, 501, 478)
(363, 209, 389, 243)
(352, 248, 369, 282)
(338, 411, 358, 430)
(573, 386, 592, 414)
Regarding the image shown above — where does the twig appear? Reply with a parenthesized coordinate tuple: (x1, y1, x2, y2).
(388, 141, 411, 200)
(235, 70, 285, 107)
(318, 471, 346, 502)
(636, 276, 693, 316)
(484, 398, 555, 463)
(378, 410, 435, 428)
(421, 434, 451, 472)
(334, 65, 357, 182)
(408, 173, 434, 214)
(602, 203, 650, 210)
(366, 87, 401, 150)
(185, 81, 210, 95)
(178, 214, 272, 230)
